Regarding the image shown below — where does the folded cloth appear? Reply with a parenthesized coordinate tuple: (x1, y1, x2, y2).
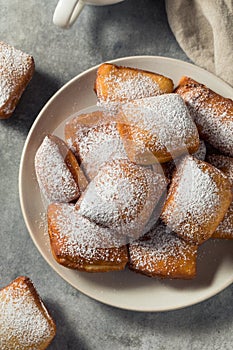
(165, 0, 233, 87)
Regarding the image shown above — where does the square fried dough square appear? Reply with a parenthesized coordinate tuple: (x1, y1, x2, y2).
(65, 111, 128, 180)
(48, 203, 128, 272)
(117, 94, 200, 164)
(128, 222, 197, 279)
(94, 63, 174, 110)
(0, 41, 34, 119)
(78, 159, 167, 238)
(175, 76, 233, 157)
(161, 155, 232, 244)
(0, 276, 56, 350)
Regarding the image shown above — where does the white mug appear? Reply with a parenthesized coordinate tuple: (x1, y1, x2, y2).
(53, 0, 125, 28)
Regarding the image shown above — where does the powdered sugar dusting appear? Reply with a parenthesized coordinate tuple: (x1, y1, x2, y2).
(161, 156, 230, 243)
(129, 222, 197, 277)
(97, 70, 163, 111)
(78, 159, 167, 237)
(176, 80, 233, 157)
(193, 140, 206, 161)
(35, 136, 80, 203)
(0, 41, 34, 116)
(120, 94, 199, 155)
(206, 154, 233, 187)
(214, 202, 233, 238)
(66, 121, 127, 180)
(49, 204, 127, 257)
(206, 154, 233, 239)
(0, 277, 54, 349)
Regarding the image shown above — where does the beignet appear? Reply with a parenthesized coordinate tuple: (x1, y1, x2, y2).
(213, 202, 233, 240)
(161, 155, 232, 245)
(35, 134, 87, 203)
(206, 154, 233, 239)
(206, 154, 233, 187)
(78, 159, 168, 238)
(48, 203, 128, 272)
(0, 276, 56, 350)
(94, 63, 174, 111)
(117, 94, 200, 164)
(65, 111, 127, 180)
(175, 76, 233, 157)
(0, 41, 34, 119)
(128, 222, 197, 279)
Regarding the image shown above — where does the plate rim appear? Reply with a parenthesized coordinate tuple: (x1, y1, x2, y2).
(19, 55, 233, 312)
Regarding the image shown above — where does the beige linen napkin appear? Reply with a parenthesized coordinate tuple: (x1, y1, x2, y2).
(165, 0, 233, 86)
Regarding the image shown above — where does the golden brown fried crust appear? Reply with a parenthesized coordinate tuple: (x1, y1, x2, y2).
(48, 203, 129, 272)
(117, 123, 199, 164)
(94, 63, 174, 104)
(128, 225, 197, 279)
(48, 134, 88, 192)
(117, 94, 199, 165)
(206, 154, 233, 239)
(212, 202, 233, 239)
(206, 154, 233, 188)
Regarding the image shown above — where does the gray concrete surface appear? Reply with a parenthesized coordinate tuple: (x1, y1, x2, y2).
(0, 1, 232, 349)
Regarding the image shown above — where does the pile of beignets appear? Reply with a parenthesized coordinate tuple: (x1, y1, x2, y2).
(35, 63, 233, 280)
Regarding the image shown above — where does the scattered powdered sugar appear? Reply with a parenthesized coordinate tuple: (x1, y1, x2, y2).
(177, 82, 233, 157)
(49, 203, 127, 257)
(120, 94, 199, 155)
(66, 122, 127, 180)
(0, 278, 54, 349)
(129, 221, 197, 276)
(78, 159, 167, 238)
(97, 69, 163, 111)
(35, 136, 80, 203)
(161, 155, 229, 242)
(0, 41, 34, 115)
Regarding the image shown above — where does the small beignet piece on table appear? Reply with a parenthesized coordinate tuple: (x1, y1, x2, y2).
(78, 159, 168, 238)
(0, 276, 56, 350)
(0, 41, 35, 119)
(175, 76, 233, 157)
(117, 94, 200, 164)
(65, 111, 128, 180)
(94, 63, 174, 111)
(161, 155, 232, 245)
(128, 222, 197, 279)
(35, 134, 87, 203)
(206, 154, 233, 239)
(47, 203, 128, 272)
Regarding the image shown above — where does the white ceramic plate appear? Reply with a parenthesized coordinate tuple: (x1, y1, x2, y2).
(19, 56, 233, 312)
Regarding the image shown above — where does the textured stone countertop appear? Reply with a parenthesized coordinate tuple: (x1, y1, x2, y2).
(0, 1, 232, 349)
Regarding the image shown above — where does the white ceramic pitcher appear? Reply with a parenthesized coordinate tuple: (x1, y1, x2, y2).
(53, 0, 125, 28)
